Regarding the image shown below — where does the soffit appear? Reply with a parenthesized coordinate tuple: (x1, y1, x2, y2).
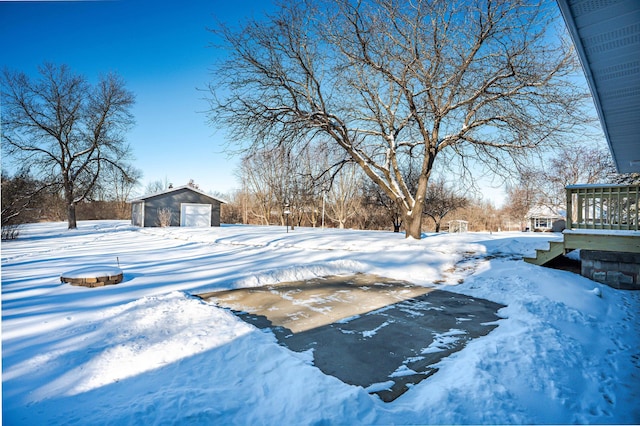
(556, 0, 640, 173)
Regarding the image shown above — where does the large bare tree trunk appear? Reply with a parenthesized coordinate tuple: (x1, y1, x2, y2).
(67, 201, 77, 229)
(404, 211, 423, 239)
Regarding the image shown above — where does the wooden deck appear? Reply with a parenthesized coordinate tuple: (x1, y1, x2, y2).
(564, 231, 640, 253)
(525, 184, 639, 266)
(524, 231, 640, 266)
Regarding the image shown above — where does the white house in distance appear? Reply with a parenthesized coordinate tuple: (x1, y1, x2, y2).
(525, 204, 566, 232)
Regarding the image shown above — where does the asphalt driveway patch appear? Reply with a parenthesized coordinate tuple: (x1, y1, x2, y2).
(199, 274, 505, 402)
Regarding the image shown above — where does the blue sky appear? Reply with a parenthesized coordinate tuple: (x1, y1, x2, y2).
(1, 0, 603, 207)
(1, 0, 274, 196)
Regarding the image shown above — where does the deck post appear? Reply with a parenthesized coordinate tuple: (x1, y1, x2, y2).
(566, 187, 573, 228)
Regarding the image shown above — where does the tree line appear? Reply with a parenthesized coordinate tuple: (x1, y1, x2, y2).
(221, 146, 499, 232)
(219, 142, 637, 234)
(2, 167, 137, 234)
(226, 143, 468, 232)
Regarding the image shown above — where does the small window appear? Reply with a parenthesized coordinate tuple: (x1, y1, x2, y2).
(534, 218, 550, 229)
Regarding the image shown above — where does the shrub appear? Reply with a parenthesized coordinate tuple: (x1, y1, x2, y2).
(1, 224, 21, 240)
(156, 208, 173, 227)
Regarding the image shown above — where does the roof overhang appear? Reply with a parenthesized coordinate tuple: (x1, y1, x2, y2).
(556, 0, 640, 174)
(129, 185, 227, 204)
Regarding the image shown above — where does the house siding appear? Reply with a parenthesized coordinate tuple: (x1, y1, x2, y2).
(131, 201, 144, 227)
(134, 188, 222, 227)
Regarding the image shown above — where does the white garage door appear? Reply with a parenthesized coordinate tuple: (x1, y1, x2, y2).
(180, 203, 211, 227)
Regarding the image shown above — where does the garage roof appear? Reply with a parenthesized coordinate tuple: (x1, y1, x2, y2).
(130, 185, 227, 204)
(556, 0, 640, 173)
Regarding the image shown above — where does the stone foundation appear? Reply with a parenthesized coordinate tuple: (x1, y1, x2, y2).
(581, 250, 640, 290)
(61, 273, 124, 287)
(60, 266, 124, 288)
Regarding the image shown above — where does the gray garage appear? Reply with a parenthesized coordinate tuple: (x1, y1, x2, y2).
(130, 185, 224, 227)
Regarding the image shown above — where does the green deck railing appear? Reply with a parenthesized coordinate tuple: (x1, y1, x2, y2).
(566, 184, 639, 231)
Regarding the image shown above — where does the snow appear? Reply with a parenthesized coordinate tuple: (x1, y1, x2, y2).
(2, 220, 639, 424)
(61, 266, 123, 280)
(564, 229, 640, 237)
(421, 329, 466, 354)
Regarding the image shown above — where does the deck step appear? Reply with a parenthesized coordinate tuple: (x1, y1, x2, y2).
(524, 241, 566, 266)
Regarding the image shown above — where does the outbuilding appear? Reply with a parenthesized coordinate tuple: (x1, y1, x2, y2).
(130, 185, 224, 228)
(447, 220, 468, 233)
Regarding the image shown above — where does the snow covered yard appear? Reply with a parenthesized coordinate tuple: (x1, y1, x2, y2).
(2, 220, 639, 424)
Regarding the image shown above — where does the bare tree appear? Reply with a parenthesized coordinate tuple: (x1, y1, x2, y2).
(542, 145, 616, 205)
(326, 163, 363, 229)
(363, 180, 403, 232)
(1, 169, 44, 226)
(503, 186, 533, 231)
(207, 0, 589, 238)
(503, 145, 615, 228)
(2, 63, 136, 229)
(456, 198, 499, 232)
(296, 144, 332, 227)
(1, 169, 66, 227)
(144, 179, 170, 195)
(501, 165, 544, 230)
(238, 154, 271, 225)
(423, 180, 468, 232)
(239, 147, 293, 225)
(102, 164, 142, 218)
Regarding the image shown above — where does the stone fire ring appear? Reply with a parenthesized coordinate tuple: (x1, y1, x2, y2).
(61, 266, 124, 287)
